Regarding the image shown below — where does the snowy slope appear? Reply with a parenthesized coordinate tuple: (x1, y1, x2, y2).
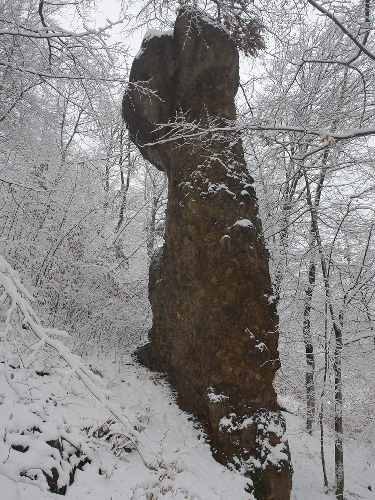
(0, 354, 374, 500)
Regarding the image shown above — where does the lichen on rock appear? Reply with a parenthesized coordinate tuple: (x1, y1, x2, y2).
(123, 6, 293, 499)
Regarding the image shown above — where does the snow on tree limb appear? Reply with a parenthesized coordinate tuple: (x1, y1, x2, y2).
(306, 0, 375, 63)
(0, 254, 149, 463)
(0, 61, 126, 82)
(343, 333, 375, 345)
(141, 117, 375, 150)
(0, 19, 124, 39)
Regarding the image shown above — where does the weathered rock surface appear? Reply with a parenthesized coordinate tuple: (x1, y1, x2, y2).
(123, 7, 292, 499)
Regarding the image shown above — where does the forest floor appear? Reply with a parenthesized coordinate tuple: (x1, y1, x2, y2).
(0, 352, 374, 500)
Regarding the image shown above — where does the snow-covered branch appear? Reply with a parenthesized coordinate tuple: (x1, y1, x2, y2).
(306, 0, 375, 62)
(343, 333, 375, 345)
(0, 255, 146, 455)
(0, 61, 125, 82)
(0, 19, 124, 39)
(143, 118, 375, 149)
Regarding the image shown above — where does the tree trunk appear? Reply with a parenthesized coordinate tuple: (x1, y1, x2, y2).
(146, 196, 158, 258)
(303, 166, 344, 499)
(116, 130, 131, 232)
(334, 320, 344, 500)
(303, 260, 316, 432)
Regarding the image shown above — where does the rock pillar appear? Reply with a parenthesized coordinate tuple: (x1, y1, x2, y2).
(123, 7, 292, 499)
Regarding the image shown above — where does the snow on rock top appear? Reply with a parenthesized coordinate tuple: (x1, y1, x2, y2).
(143, 29, 173, 42)
(135, 29, 174, 59)
(233, 219, 254, 228)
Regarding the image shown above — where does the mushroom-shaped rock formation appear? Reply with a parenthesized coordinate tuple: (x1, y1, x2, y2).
(123, 7, 292, 500)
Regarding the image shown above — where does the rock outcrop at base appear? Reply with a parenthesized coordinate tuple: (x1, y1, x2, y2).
(123, 7, 292, 499)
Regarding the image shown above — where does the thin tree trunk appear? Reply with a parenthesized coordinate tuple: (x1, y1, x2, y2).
(303, 166, 344, 500)
(303, 260, 316, 432)
(146, 196, 158, 258)
(116, 129, 132, 232)
(334, 320, 344, 500)
(302, 150, 328, 433)
(319, 402, 329, 488)
(320, 309, 329, 489)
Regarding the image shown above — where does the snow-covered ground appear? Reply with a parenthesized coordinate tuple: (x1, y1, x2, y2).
(0, 353, 374, 500)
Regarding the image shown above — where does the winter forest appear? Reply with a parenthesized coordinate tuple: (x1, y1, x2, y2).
(0, 0, 375, 499)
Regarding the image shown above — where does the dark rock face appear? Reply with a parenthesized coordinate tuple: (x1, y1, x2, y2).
(123, 7, 292, 499)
